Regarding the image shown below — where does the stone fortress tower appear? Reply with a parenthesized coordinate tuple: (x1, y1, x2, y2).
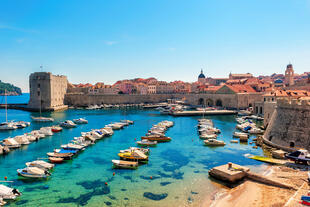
(284, 63, 294, 86)
(28, 72, 68, 111)
(198, 69, 206, 84)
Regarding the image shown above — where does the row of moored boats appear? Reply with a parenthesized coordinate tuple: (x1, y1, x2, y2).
(197, 119, 225, 146)
(112, 120, 174, 169)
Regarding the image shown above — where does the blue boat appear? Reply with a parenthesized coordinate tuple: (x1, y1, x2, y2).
(55, 149, 79, 154)
(302, 195, 310, 201)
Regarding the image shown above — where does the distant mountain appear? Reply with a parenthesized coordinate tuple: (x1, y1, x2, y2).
(0, 80, 22, 95)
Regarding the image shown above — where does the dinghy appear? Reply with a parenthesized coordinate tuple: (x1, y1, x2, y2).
(17, 167, 51, 178)
(112, 160, 138, 169)
(26, 160, 54, 170)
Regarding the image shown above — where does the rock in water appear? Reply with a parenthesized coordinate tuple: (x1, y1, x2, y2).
(143, 192, 168, 201)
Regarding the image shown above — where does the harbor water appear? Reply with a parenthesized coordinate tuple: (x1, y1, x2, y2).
(0, 100, 265, 206)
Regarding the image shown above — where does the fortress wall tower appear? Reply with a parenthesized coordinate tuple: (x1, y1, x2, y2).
(264, 98, 310, 150)
(28, 72, 68, 111)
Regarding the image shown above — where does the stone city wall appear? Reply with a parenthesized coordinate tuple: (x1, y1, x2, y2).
(64, 93, 262, 109)
(264, 98, 310, 150)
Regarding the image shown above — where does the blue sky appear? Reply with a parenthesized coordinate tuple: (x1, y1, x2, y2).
(0, 0, 310, 92)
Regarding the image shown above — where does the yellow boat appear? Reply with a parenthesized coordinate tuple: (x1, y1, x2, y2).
(118, 150, 148, 163)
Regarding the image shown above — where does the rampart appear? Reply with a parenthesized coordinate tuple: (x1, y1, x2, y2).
(64, 92, 262, 109)
(264, 98, 310, 150)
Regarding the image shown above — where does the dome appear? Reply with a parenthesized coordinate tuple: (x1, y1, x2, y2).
(274, 79, 283, 84)
(198, 70, 205, 79)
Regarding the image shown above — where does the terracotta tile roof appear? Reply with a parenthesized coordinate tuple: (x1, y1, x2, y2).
(264, 90, 310, 97)
(225, 84, 257, 93)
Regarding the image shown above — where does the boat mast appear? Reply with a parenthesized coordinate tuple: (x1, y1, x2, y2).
(5, 89, 7, 123)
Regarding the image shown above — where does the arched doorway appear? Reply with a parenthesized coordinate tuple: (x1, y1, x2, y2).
(198, 98, 204, 105)
(206, 99, 214, 106)
(215, 99, 223, 107)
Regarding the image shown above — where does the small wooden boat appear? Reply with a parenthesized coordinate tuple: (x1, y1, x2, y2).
(137, 140, 157, 147)
(26, 160, 54, 170)
(47, 152, 74, 160)
(141, 135, 171, 142)
(120, 147, 150, 155)
(112, 160, 138, 169)
(17, 167, 51, 178)
(118, 150, 148, 163)
(49, 157, 64, 164)
(204, 139, 226, 146)
(51, 126, 62, 132)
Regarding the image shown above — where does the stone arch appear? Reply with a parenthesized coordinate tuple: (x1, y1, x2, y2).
(215, 99, 223, 107)
(198, 98, 204, 105)
(206, 99, 214, 106)
(289, 141, 295, 148)
(249, 103, 252, 107)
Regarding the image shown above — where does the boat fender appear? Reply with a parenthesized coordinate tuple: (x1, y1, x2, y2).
(150, 176, 153, 179)
(105, 182, 108, 185)
(134, 138, 136, 140)
(4, 176, 7, 180)
(113, 172, 115, 176)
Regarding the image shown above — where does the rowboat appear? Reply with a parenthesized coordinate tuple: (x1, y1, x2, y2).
(136, 140, 157, 147)
(26, 160, 54, 170)
(49, 157, 64, 164)
(17, 167, 51, 178)
(51, 126, 62, 132)
(141, 135, 171, 142)
(112, 160, 138, 169)
(118, 150, 148, 163)
(47, 152, 74, 160)
(120, 147, 150, 155)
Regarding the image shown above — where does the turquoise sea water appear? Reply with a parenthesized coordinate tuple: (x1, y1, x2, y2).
(0, 93, 29, 104)
(0, 107, 265, 206)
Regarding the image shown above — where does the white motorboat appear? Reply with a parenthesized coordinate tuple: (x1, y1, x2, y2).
(0, 122, 17, 130)
(60, 120, 77, 128)
(204, 139, 226, 146)
(73, 118, 88, 124)
(61, 143, 85, 151)
(39, 127, 53, 136)
(2, 138, 21, 149)
(17, 167, 51, 178)
(233, 132, 249, 138)
(25, 160, 54, 170)
(14, 135, 30, 145)
(200, 133, 217, 139)
(0, 184, 21, 200)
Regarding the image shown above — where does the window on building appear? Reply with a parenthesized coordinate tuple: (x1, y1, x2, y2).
(38, 83, 40, 88)
(37, 91, 40, 96)
(264, 98, 266, 102)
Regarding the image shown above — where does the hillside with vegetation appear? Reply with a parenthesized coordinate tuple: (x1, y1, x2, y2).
(0, 80, 22, 95)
